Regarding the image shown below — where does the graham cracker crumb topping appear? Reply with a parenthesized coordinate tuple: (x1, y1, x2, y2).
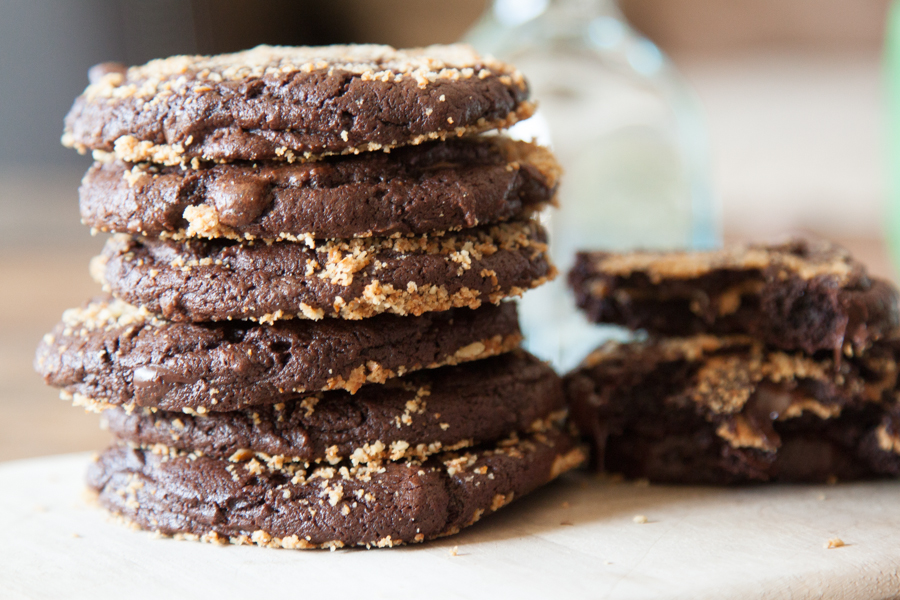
(584, 239, 861, 286)
(82, 44, 525, 101)
(581, 334, 898, 451)
(61, 298, 164, 334)
(102, 219, 551, 322)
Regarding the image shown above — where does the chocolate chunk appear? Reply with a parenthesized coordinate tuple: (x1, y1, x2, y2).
(63, 44, 533, 164)
(101, 351, 566, 462)
(80, 138, 559, 240)
(35, 297, 522, 412)
(565, 335, 900, 483)
(87, 427, 585, 548)
(569, 239, 900, 356)
(95, 219, 555, 322)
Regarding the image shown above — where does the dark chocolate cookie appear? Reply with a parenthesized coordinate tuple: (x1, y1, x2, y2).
(87, 427, 585, 549)
(81, 138, 559, 241)
(36, 297, 521, 412)
(101, 351, 566, 462)
(569, 239, 899, 356)
(63, 44, 533, 165)
(94, 219, 555, 322)
(858, 409, 900, 476)
(565, 335, 900, 483)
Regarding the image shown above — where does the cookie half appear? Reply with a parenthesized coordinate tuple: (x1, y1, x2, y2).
(565, 335, 900, 483)
(569, 239, 899, 355)
(36, 297, 521, 412)
(81, 138, 559, 241)
(94, 219, 554, 322)
(87, 427, 585, 549)
(102, 351, 565, 462)
(63, 44, 533, 165)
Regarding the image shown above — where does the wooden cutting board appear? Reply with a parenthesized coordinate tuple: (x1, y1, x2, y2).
(2, 452, 899, 599)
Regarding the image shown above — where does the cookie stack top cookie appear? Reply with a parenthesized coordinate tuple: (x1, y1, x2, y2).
(565, 240, 900, 483)
(64, 44, 534, 164)
(38, 44, 584, 549)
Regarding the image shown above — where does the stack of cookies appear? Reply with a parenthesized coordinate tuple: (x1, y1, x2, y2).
(565, 240, 900, 483)
(35, 44, 585, 549)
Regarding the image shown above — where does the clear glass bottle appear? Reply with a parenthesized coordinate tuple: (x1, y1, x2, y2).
(465, 0, 720, 370)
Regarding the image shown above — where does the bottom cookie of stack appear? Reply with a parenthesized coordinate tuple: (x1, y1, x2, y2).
(88, 352, 585, 548)
(89, 427, 582, 550)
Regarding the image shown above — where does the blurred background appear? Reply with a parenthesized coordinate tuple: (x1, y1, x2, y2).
(0, 0, 893, 460)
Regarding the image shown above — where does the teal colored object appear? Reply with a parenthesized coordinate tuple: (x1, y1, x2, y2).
(887, 1, 900, 271)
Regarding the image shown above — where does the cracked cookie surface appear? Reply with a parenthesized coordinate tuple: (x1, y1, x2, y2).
(565, 334, 900, 483)
(569, 239, 899, 355)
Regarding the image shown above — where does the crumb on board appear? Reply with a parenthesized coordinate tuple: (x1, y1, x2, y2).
(560, 521, 574, 526)
(633, 515, 649, 524)
(561, 501, 570, 509)
(449, 545, 459, 557)
(825, 538, 845, 549)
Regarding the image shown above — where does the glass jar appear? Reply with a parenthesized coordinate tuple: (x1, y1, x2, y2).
(465, 0, 720, 369)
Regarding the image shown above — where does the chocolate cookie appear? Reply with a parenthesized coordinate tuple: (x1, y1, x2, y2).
(94, 219, 555, 322)
(569, 239, 900, 356)
(81, 138, 559, 241)
(565, 335, 900, 483)
(859, 409, 900, 476)
(87, 427, 585, 549)
(101, 351, 566, 462)
(63, 44, 533, 165)
(36, 297, 521, 412)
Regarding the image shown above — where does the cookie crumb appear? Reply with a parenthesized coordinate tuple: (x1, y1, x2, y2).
(560, 521, 573, 526)
(449, 545, 459, 556)
(561, 501, 570, 509)
(825, 538, 845, 549)
(633, 515, 648, 524)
